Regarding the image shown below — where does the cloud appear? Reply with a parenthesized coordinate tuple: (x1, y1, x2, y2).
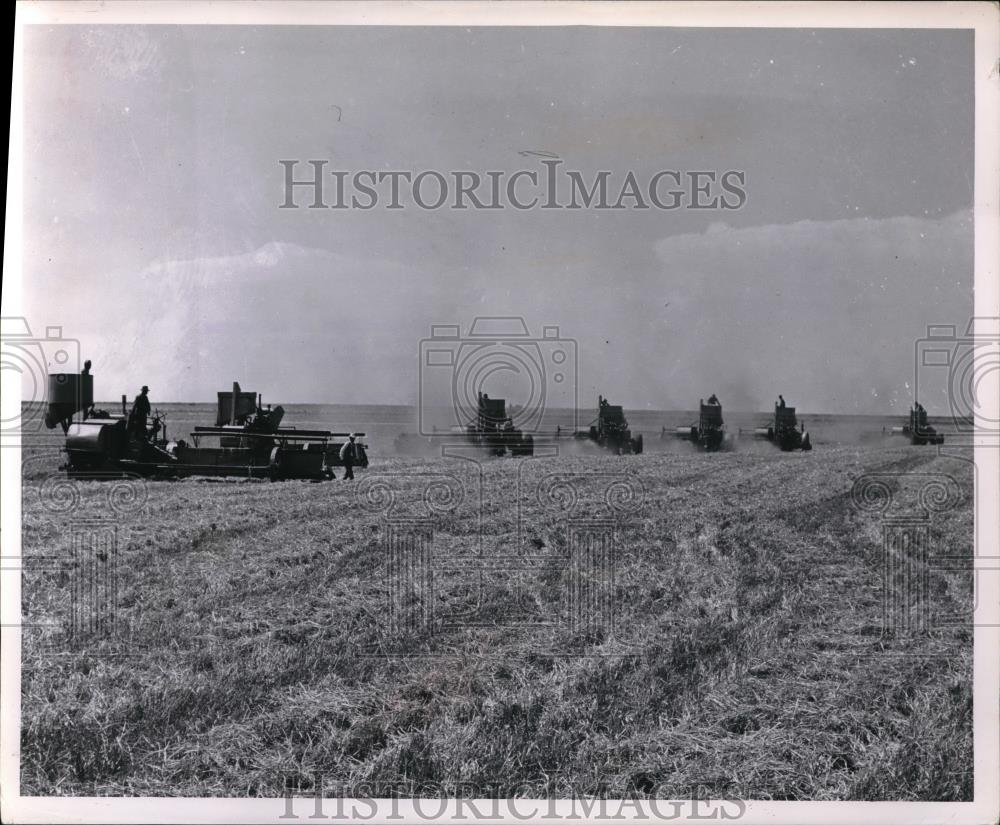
(76, 242, 455, 404)
(440, 210, 970, 416)
(53, 211, 971, 416)
(623, 210, 974, 413)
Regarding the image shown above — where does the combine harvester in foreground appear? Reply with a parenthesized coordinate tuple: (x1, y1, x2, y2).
(45, 365, 367, 480)
(744, 395, 812, 451)
(574, 395, 643, 455)
(883, 403, 945, 445)
(666, 394, 732, 451)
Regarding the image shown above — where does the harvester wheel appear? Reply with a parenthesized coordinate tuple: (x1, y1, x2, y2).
(633, 433, 644, 454)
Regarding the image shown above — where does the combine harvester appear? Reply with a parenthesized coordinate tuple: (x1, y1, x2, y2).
(745, 397, 812, 451)
(391, 393, 533, 457)
(45, 366, 367, 480)
(462, 392, 534, 457)
(883, 403, 945, 445)
(574, 395, 643, 455)
(667, 395, 732, 451)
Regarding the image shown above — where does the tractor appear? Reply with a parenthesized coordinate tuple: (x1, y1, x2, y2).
(576, 395, 643, 455)
(671, 395, 729, 451)
(750, 398, 812, 451)
(46, 364, 367, 480)
(46, 368, 177, 475)
(884, 403, 945, 445)
(464, 392, 534, 457)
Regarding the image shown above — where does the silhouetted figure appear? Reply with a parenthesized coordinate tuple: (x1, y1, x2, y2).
(778, 395, 786, 409)
(707, 393, 720, 405)
(339, 434, 358, 480)
(129, 386, 151, 440)
(79, 361, 95, 418)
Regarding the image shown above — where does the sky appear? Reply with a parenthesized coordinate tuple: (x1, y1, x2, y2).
(19, 25, 974, 413)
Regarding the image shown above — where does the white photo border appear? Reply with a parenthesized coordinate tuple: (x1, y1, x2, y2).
(3, 2, 998, 824)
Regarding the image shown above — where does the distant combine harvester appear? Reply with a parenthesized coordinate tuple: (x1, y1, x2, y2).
(572, 395, 644, 455)
(666, 394, 732, 451)
(883, 403, 945, 445)
(741, 396, 812, 451)
(45, 364, 367, 480)
(463, 392, 534, 457)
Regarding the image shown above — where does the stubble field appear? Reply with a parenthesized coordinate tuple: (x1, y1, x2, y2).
(18, 439, 974, 800)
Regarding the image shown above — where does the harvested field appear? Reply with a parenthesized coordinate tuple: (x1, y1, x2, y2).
(19, 441, 973, 799)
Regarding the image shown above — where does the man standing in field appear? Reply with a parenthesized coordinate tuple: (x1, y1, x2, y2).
(129, 385, 151, 440)
(339, 434, 358, 480)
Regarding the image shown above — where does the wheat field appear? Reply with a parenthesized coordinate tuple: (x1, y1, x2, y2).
(18, 440, 973, 800)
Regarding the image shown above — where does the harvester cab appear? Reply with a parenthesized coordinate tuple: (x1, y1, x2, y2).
(464, 392, 534, 456)
(672, 396, 728, 451)
(578, 395, 643, 454)
(477, 393, 507, 431)
(214, 383, 285, 442)
(753, 400, 811, 451)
